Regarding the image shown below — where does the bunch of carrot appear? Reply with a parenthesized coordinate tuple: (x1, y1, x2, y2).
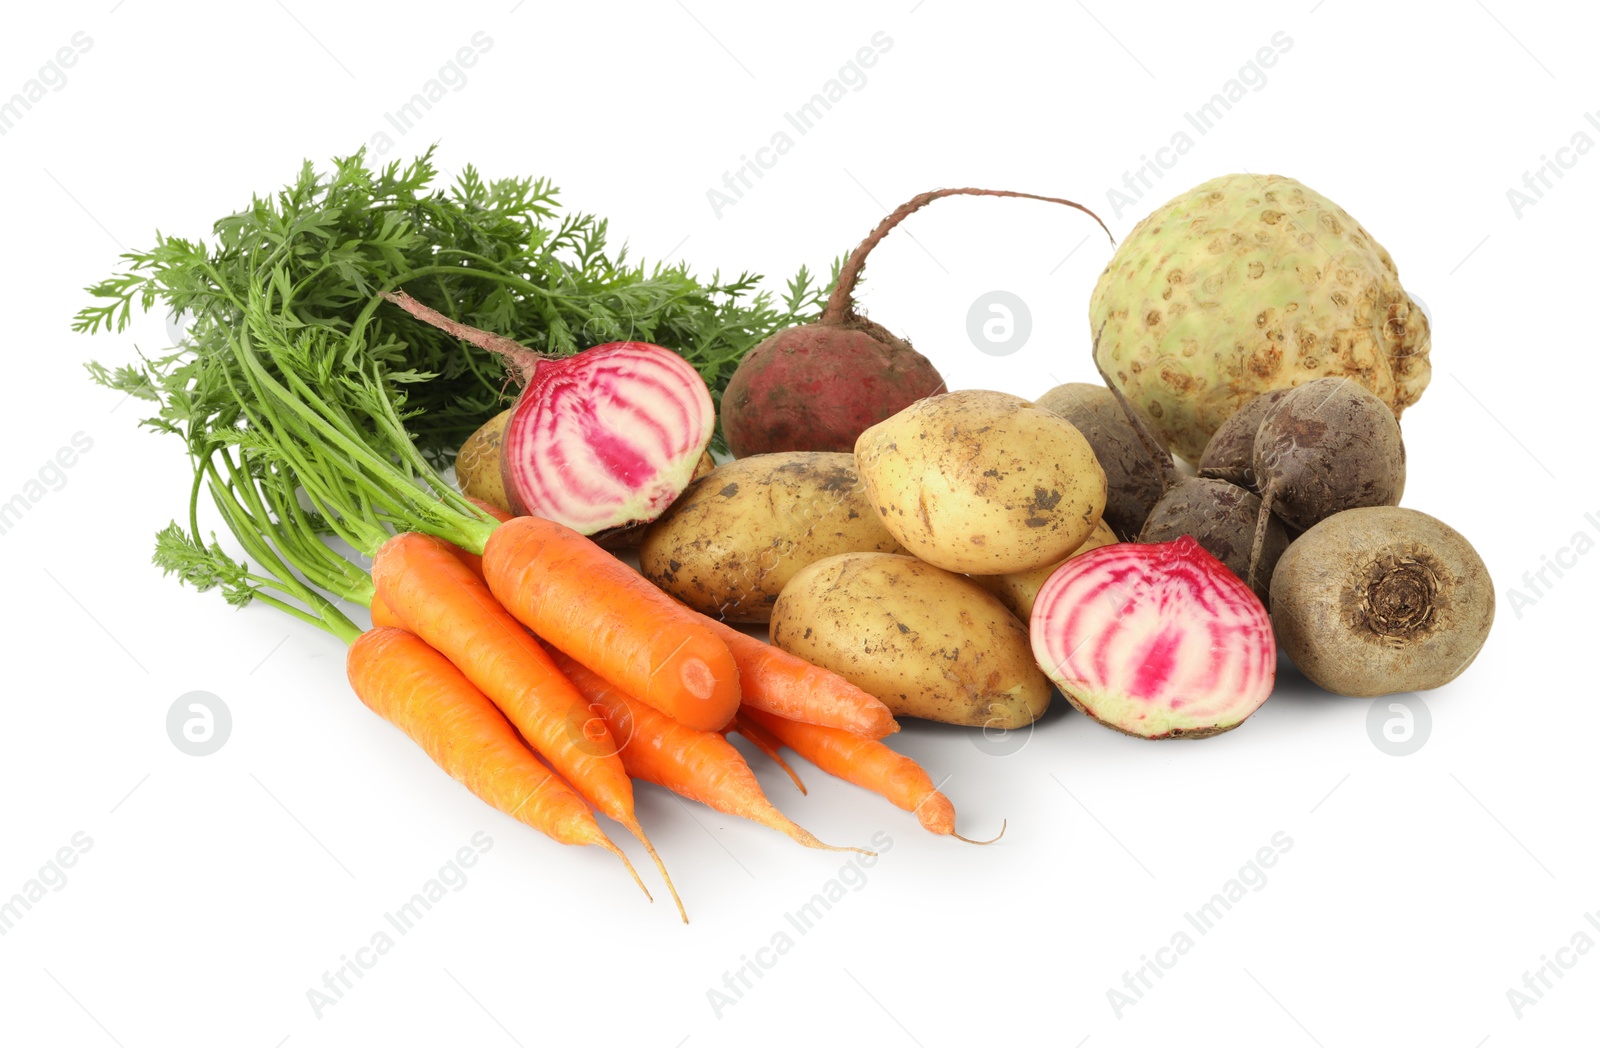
(353, 501, 988, 920)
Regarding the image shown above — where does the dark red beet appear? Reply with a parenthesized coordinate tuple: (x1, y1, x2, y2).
(722, 320, 940, 456)
(722, 188, 1110, 458)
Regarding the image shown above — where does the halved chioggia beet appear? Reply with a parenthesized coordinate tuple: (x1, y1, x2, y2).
(1029, 537, 1276, 739)
(383, 291, 714, 535)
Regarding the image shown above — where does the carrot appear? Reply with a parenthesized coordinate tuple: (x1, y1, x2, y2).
(347, 627, 648, 896)
(742, 709, 1002, 843)
(550, 649, 864, 854)
(728, 712, 808, 795)
(371, 531, 687, 921)
(464, 496, 513, 525)
(370, 500, 506, 627)
(481, 515, 740, 733)
(370, 594, 404, 628)
(693, 613, 898, 739)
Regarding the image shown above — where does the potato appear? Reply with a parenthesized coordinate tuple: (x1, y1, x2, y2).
(971, 517, 1118, 621)
(638, 452, 904, 623)
(771, 552, 1051, 728)
(455, 409, 512, 513)
(854, 389, 1107, 575)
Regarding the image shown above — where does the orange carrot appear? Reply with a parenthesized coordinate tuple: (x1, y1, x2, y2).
(370, 594, 404, 628)
(728, 712, 808, 795)
(550, 649, 863, 854)
(694, 613, 898, 739)
(743, 709, 1001, 843)
(370, 506, 501, 626)
(347, 627, 648, 895)
(464, 496, 513, 526)
(371, 531, 687, 921)
(482, 516, 740, 733)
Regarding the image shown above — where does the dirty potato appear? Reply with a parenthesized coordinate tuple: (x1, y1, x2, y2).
(638, 452, 904, 623)
(971, 517, 1118, 621)
(854, 389, 1107, 575)
(771, 552, 1051, 729)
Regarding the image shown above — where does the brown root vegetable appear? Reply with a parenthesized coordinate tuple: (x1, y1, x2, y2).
(1094, 360, 1282, 597)
(971, 517, 1117, 621)
(1270, 507, 1494, 695)
(1035, 382, 1171, 539)
(1139, 477, 1288, 605)
(722, 188, 1111, 458)
(1247, 377, 1406, 590)
(1197, 388, 1293, 490)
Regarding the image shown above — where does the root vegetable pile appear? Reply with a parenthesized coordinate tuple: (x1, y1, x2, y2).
(83, 156, 1495, 922)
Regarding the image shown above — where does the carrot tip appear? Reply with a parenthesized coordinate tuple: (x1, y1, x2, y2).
(625, 817, 687, 924)
(953, 819, 1007, 846)
(599, 838, 654, 902)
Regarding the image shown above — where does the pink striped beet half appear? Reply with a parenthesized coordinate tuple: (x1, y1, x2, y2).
(1029, 536, 1275, 739)
(499, 341, 715, 535)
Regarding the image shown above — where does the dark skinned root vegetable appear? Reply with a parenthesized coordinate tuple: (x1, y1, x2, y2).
(1196, 388, 1294, 490)
(721, 188, 1113, 458)
(1094, 350, 1280, 596)
(1270, 507, 1493, 696)
(1030, 537, 1276, 739)
(1035, 382, 1171, 540)
(1139, 477, 1288, 605)
(1247, 377, 1406, 593)
(385, 291, 715, 537)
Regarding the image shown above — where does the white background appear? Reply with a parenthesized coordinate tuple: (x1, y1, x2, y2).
(1, 1, 1594, 1045)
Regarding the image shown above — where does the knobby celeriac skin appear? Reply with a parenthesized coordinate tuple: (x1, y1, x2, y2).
(1091, 173, 1431, 462)
(772, 552, 1052, 730)
(639, 451, 904, 624)
(1031, 537, 1276, 740)
(1270, 507, 1494, 697)
(855, 389, 1108, 576)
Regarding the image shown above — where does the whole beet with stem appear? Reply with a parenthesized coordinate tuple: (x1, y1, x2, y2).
(1246, 377, 1407, 592)
(721, 188, 1112, 458)
(1197, 387, 1293, 490)
(1097, 359, 1288, 603)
